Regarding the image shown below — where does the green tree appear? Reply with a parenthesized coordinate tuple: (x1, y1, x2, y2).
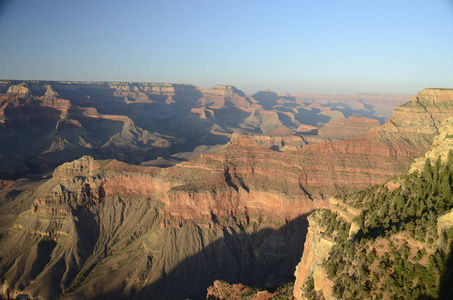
(423, 158, 433, 182)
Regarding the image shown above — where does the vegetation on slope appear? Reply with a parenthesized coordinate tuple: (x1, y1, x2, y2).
(207, 280, 294, 300)
(312, 151, 453, 299)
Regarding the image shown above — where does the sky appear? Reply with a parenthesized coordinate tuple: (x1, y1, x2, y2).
(0, 0, 452, 95)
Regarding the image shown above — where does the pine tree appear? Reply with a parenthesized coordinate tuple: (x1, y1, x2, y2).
(447, 149, 453, 166)
(423, 158, 433, 182)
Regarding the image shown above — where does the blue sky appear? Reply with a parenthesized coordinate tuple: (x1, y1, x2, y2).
(0, 0, 452, 94)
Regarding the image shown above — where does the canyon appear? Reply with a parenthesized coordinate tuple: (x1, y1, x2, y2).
(0, 80, 409, 179)
(0, 82, 452, 299)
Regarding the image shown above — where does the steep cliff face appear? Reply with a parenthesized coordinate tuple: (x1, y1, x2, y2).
(161, 133, 330, 228)
(293, 211, 336, 300)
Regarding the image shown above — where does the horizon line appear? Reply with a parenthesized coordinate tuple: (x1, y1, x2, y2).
(0, 78, 421, 96)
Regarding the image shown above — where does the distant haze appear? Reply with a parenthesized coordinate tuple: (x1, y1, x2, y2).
(0, 0, 452, 95)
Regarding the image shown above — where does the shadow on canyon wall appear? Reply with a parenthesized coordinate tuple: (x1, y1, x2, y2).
(97, 212, 312, 300)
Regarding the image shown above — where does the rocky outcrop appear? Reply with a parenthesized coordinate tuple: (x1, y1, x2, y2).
(246, 128, 308, 151)
(317, 116, 380, 141)
(293, 211, 335, 300)
(251, 90, 280, 110)
(410, 117, 453, 172)
(204, 85, 246, 98)
(296, 124, 318, 135)
(292, 197, 361, 300)
(6, 83, 30, 96)
(416, 88, 453, 103)
(206, 280, 293, 300)
(197, 85, 253, 111)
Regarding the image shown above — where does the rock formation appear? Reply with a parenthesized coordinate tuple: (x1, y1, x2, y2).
(206, 280, 293, 300)
(291, 92, 411, 119)
(316, 116, 380, 141)
(293, 211, 337, 300)
(410, 117, 453, 172)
